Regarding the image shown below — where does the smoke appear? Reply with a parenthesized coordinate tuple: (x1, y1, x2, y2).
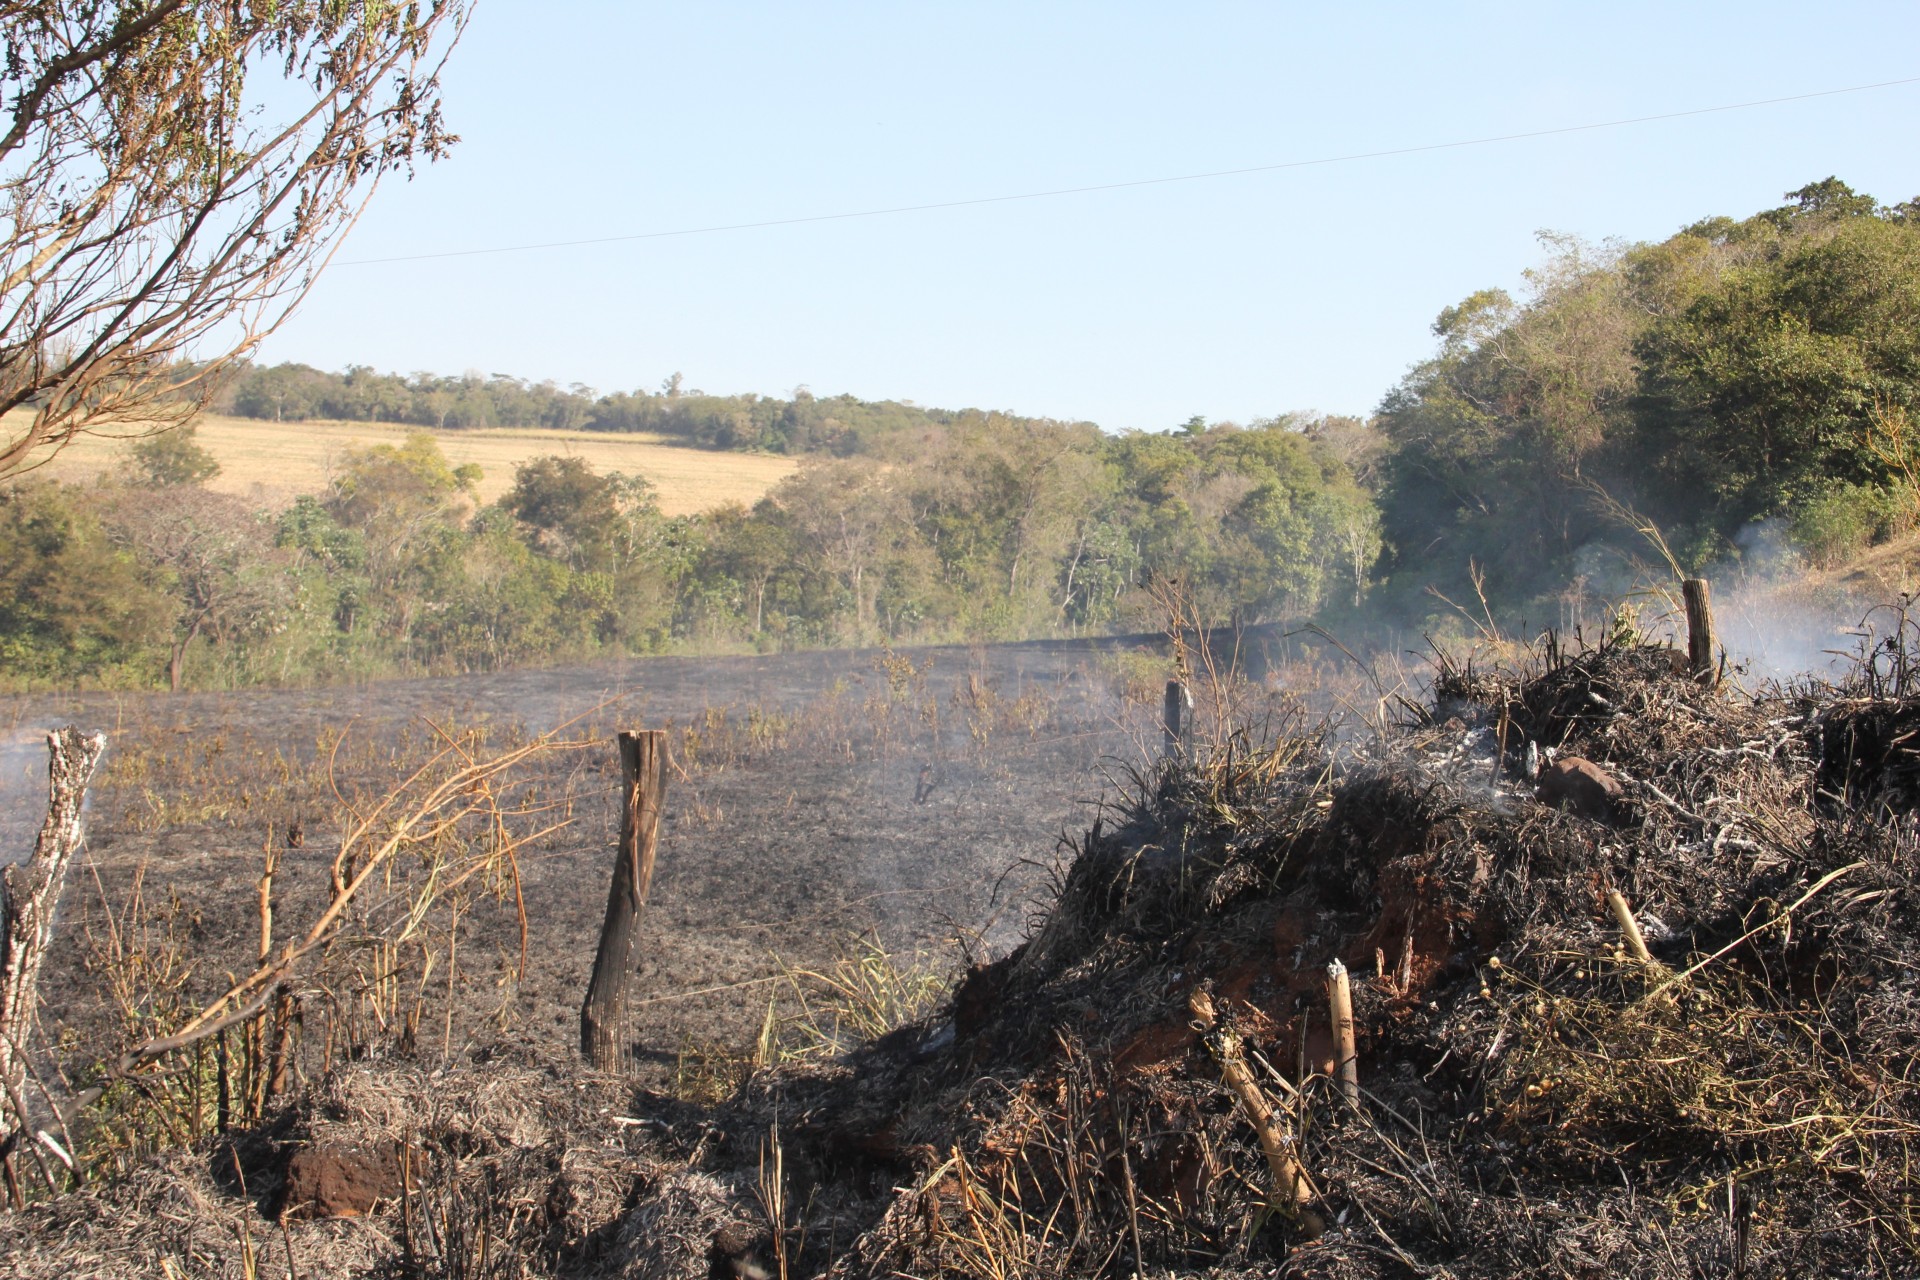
(1732, 518, 1799, 576)
(1, 726, 50, 867)
(1547, 520, 1886, 684)
(1699, 519, 1869, 684)
(1569, 539, 1642, 601)
(1714, 589, 1859, 684)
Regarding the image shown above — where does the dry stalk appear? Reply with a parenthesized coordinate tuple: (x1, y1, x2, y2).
(1188, 988, 1323, 1236)
(1327, 959, 1360, 1107)
(1425, 559, 1507, 645)
(1606, 889, 1655, 965)
(64, 723, 581, 1121)
(756, 1119, 792, 1280)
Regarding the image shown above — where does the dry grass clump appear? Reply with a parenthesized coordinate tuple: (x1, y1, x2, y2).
(777, 933, 954, 1060)
(666, 934, 952, 1106)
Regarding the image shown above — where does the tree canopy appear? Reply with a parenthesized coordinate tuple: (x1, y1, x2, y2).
(1374, 177, 1920, 615)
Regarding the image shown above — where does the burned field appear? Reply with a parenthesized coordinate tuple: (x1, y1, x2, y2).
(4, 632, 1919, 1278)
(6, 639, 1164, 1084)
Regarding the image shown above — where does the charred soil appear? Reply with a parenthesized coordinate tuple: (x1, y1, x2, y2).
(5, 638, 1919, 1278)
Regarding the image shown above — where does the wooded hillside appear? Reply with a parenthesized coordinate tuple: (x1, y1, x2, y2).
(1374, 177, 1920, 619)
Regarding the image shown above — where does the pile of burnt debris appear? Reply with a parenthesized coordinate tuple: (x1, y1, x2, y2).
(679, 635, 1920, 1279)
(6, 634, 1918, 1279)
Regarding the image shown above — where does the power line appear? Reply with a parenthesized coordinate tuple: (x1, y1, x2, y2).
(339, 75, 1920, 267)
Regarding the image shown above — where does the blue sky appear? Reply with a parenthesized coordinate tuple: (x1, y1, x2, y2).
(263, 2, 1920, 432)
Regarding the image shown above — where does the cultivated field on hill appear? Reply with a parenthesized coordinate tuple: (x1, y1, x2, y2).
(9, 410, 798, 515)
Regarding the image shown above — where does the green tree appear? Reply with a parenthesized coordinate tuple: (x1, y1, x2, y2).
(105, 487, 292, 691)
(1202, 425, 1371, 623)
(500, 455, 624, 569)
(1635, 210, 1920, 531)
(0, 482, 168, 684)
(699, 501, 799, 638)
(770, 459, 912, 644)
(273, 495, 373, 673)
(1375, 237, 1644, 605)
(123, 426, 221, 488)
(231, 364, 323, 422)
(1754, 176, 1882, 232)
(324, 433, 481, 646)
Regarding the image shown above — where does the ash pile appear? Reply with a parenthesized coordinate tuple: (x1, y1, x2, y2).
(686, 637, 1920, 1278)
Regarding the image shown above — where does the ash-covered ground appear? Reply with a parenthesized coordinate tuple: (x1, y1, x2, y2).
(13, 630, 1914, 1279)
(7, 637, 1188, 1089)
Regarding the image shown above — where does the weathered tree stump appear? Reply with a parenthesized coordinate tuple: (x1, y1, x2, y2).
(1164, 680, 1189, 757)
(1683, 577, 1717, 686)
(580, 730, 667, 1070)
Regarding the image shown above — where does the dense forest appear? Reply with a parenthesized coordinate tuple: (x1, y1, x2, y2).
(3, 178, 1917, 691)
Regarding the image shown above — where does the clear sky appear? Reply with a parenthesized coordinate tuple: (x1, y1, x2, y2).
(260, 2, 1920, 433)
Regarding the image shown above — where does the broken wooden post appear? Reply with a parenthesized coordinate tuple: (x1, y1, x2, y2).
(1, 727, 108, 1201)
(1163, 679, 1188, 757)
(1326, 959, 1360, 1107)
(1683, 578, 1717, 685)
(580, 729, 667, 1070)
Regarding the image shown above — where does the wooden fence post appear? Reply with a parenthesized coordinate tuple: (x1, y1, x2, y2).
(1163, 680, 1188, 757)
(1, 727, 108, 1202)
(1683, 578, 1717, 685)
(580, 729, 667, 1070)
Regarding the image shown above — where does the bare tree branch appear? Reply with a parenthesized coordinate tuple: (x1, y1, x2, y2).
(0, 1, 470, 477)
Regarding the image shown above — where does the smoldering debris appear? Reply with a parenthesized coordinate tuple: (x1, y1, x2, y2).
(630, 635, 1920, 1278)
(7, 634, 1920, 1278)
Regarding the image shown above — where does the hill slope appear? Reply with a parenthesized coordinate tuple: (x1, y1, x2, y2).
(20, 412, 799, 516)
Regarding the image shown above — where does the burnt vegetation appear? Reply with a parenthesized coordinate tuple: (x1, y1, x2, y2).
(4, 616, 1919, 1277)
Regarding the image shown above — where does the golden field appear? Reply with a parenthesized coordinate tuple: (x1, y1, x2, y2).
(8, 412, 798, 516)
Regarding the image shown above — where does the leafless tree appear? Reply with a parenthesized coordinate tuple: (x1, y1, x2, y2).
(105, 484, 291, 690)
(0, 1, 469, 478)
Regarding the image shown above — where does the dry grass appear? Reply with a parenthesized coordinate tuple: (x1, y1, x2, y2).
(26, 713, 594, 1202)
(776, 934, 952, 1060)
(9, 410, 797, 516)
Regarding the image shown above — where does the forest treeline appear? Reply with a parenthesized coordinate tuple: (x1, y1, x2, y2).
(0, 408, 1375, 688)
(4, 178, 1918, 690)
(221, 363, 1087, 456)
